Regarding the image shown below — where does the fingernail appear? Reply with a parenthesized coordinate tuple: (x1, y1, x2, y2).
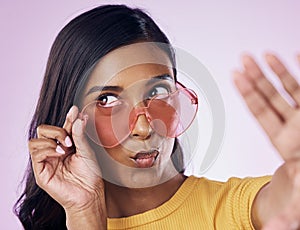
(67, 106, 77, 121)
(64, 136, 73, 147)
(56, 145, 65, 154)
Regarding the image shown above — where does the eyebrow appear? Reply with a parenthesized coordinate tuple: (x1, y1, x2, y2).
(85, 74, 174, 96)
(145, 74, 174, 86)
(85, 85, 123, 96)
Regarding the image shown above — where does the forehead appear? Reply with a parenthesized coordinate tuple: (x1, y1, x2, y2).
(85, 42, 173, 88)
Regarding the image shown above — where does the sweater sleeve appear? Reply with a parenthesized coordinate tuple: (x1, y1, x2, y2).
(222, 176, 272, 229)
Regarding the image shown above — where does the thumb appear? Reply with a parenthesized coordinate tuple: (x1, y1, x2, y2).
(72, 115, 95, 158)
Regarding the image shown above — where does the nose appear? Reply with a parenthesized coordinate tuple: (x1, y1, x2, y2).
(130, 113, 152, 140)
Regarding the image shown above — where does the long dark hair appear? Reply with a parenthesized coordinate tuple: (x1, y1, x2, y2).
(14, 4, 177, 229)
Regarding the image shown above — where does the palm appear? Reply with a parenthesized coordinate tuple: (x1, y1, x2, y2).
(273, 111, 300, 158)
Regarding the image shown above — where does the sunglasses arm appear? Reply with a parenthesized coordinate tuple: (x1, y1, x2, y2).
(176, 81, 198, 105)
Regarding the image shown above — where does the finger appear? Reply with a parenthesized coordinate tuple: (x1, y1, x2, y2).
(30, 147, 65, 175)
(29, 138, 72, 155)
(63, 106, 79, 135)
(233, 70, 284, 138)
(31, 146, 66, 161)
(242, 55, 294, 120)
(37, 124, 72, 148)
(265, 53, 300, 106)
(28, 138, 57, 152)
(72, 115, 95, 158)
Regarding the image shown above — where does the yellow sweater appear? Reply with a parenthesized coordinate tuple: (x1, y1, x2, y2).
(107, 176, 271, 229)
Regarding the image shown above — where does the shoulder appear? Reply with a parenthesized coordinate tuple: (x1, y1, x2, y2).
(187, 175, 271, 192)
(184, 175, 272, 228)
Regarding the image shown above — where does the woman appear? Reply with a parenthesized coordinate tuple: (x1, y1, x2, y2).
(14, 4, 300, 230)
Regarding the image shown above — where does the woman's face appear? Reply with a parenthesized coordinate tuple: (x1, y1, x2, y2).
(80, 43, 178, 187)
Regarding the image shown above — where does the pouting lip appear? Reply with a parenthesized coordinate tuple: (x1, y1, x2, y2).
(131, 149, 159, 160)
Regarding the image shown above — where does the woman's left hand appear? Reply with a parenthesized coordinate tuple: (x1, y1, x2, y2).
(233, 54, 300, 229)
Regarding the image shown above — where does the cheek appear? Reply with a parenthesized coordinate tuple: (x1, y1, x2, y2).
(102, 145, 133, 166)
(104, 147, 123, 160)
(161, 138, 176, 156)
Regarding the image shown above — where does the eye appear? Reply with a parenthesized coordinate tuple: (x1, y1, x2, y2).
(96, 94, 120, 108)
(147, 85, 170, 98)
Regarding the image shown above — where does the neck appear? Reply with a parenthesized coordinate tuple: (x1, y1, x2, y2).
(104, 173, 186, 218)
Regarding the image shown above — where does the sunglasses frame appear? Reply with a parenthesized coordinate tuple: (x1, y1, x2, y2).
(81, 81, 198, 147)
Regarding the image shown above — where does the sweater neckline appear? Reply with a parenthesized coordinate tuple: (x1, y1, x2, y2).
(107, 176, 198, 229)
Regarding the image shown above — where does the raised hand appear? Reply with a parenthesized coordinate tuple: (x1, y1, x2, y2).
(233, 54, 300, 161)
(233, 54, 300, 229)
(29, 106, 106, 229)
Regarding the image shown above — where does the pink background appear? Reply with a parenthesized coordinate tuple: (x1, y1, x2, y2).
(1, 0, 299, 228)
